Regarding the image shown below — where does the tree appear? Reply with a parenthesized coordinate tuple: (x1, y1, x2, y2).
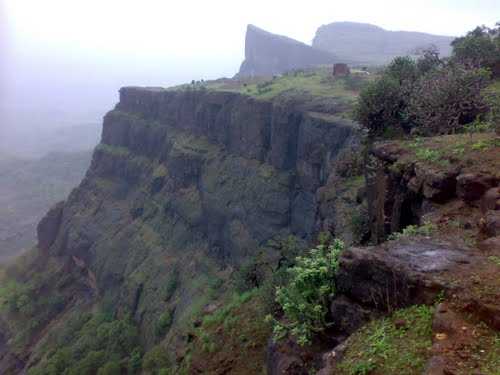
(354, 75, 407, 136)
(452, 24, 500, 71)
(408, 64, 490, 135)
(416, 46, 443, 75)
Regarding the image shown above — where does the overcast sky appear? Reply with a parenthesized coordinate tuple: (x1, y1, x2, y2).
(1, 0, 499, 118)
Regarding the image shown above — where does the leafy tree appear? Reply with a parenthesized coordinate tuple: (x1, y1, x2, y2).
(269, 239, 344, 346)
(386, 56, 418, 85)
(415, 46, 443, 75)
(452, 24, 500, 71)
(355, 75, 406, 136)
(408, 65, 491, 135)
(355, 56, 424, 136)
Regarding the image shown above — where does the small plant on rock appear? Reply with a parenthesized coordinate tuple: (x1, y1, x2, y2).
(388, 222, 436, 241)
(268, 239, 344, 346)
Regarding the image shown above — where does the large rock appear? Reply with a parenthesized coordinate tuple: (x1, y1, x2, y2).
(237, 25, 336, 77)
(479, 210, 500, 237)
(456, 173, 499, 203)
(337, 238, 470, 310)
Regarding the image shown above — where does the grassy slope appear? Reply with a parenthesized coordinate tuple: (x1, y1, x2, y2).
(174, 67, 373, 104)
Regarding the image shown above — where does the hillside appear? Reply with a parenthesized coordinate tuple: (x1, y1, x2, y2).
(0, 72, 370, 373)
(313, 22, 454, 65)
(0, 25, 499, 374)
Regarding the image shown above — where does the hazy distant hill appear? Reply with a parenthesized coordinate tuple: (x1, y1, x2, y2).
(0, 107, 101, 158)
(0, 150, 92, 262)
(313, 22, 455, 65)
(238, 24, 336, 77)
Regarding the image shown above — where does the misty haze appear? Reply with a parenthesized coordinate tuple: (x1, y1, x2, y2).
(0, 1, 499, 374)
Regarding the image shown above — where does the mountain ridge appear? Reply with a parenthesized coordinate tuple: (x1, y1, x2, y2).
(313, 21, 455, 65)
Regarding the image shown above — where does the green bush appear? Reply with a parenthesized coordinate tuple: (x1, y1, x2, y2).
(451, 24, 500, 71)
(409, 65, 490, 135)
(269, 239, 344, 346)
(27, 312, 140, 375)
(142, 345, 170, 372)
(388, 222, 436, 241)
(97, 361, 121, 375)
(155, 309, 174, 337)
(354, 75, 405, 136)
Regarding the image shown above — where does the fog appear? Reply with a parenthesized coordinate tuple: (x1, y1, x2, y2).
(1, 0, 499, 157)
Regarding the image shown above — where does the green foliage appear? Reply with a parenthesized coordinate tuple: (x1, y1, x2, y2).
(97, 361, 121, 375)
(354, 75, 405, 136)
(351, 360, 376, 375)
(386, 56, 418, 84)
(28, 312, 140, 375)
(488, 256, 500, 267)
(356, 24, 499, 137)
(142, 345, 170, 373)
(338, 305, 434, 375)
(388, 222, 436, 241)
(452, 24, 500, 70)
(155, 309, 174, 337)
(270, 239, 344, 346)
(415, 148, 441, 162)
(409, 65, 491, 135)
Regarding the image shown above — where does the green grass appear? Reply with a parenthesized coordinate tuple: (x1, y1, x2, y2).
(488, 256, 500, 267)
(388, 222, 437, 241)
(176, 67, 372, 102)
(337, 305, 434, 375)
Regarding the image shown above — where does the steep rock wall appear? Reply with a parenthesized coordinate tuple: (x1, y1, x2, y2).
(36, 87, 359, 348)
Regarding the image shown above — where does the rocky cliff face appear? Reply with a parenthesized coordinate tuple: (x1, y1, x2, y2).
(313, 22, 454, 65)
(238, 25, 336, 77)
(10, 87, 360, 363)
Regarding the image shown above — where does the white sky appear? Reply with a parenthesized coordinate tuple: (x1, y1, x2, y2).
(1, 0, 499, 116)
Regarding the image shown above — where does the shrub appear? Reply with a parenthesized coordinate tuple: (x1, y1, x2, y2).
(408, 64, 490, 135)
(451, 24, 500, 71)
(354, 75, 405, 136)
(270, 239, 344, 346)
(155, 309, 174, 337)
(97, 361, 121, 375)
(388, 222, 436, 241)
(142, 345, 170, 372)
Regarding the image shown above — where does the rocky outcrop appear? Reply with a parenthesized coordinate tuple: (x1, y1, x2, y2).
(36, 201, 64, 253)
(366, 142, 500, 243)
(237, 25, 336, 77)
(312, 22, 454, 65)
(268, 237, 473, 375)
(30, 86, 359, 354)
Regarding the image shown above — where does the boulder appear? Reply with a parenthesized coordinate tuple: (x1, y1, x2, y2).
(329, 296, 370, 335)
(337, 239, 470, 310)
(479, 210, 500, 237)
(480, 186, 500, 213)
(266, 339, 308, 375)
(456, 173, 499, 204)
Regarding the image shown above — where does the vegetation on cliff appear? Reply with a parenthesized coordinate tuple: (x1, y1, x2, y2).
(355, 23, 500, 137)
(1, 20, 499, 375)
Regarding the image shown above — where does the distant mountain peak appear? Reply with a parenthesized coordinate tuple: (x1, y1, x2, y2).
(313, 22, 455, 65)
(237, 24, 336, 77)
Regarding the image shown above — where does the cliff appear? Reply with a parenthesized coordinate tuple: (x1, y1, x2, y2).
(237, 25, 336, 77)
(0, 86, 363, 372)
(313, 22, 454, 65)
